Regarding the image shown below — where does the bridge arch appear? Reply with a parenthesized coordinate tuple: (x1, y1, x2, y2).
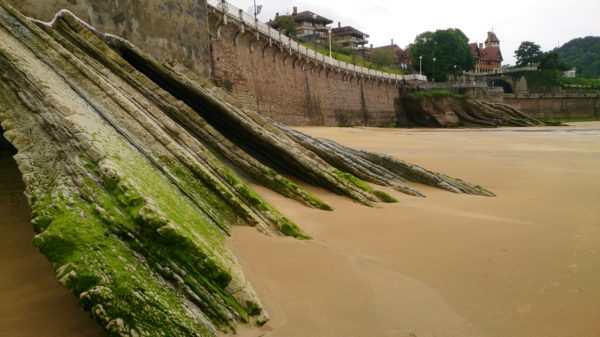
(490, 79, 513, 93)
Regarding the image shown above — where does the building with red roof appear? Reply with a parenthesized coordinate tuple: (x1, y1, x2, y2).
(369, 40, 413, 70)
(470, 31, 503, 73)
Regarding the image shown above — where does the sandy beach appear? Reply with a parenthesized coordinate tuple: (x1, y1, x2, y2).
(2, 122, 599, 337)
(229, 122, 600, 337)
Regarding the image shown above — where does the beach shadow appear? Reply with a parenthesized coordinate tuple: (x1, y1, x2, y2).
(0, 129, 106, 337)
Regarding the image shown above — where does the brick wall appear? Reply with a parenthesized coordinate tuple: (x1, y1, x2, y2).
(208, 15, 400, 126)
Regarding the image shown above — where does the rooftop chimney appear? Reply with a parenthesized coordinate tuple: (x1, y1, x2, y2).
(391, 38, 394, 46)
(338, 22, 341, 28)
(276, 12, 279, 18)
(293, 6, 297, 15)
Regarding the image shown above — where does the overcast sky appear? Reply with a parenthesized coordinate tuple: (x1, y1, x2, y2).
(225, 0, 600, 65)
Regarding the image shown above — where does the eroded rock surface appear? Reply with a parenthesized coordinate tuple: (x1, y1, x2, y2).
(397, 94, 542, 127)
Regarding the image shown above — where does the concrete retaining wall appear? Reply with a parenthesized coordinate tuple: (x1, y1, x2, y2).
(6, 0, 211, 77)
(504, 95, 600, 120)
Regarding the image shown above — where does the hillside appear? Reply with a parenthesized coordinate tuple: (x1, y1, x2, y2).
(555, 36, 600, 78)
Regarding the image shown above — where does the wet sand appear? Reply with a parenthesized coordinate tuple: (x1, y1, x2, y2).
(0, 152, 106, 337)
(229, 122, 600, 337)
(2, 123, 600, 337)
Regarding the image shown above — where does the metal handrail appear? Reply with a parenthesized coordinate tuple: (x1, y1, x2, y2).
(207, 0, 427, 83)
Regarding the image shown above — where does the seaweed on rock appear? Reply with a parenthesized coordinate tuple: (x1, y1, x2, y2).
(0, 2, 498, 336)
(275, 124, 495, 197)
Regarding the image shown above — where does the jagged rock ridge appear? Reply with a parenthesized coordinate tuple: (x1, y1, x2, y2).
(397, 93, 543, 128)
(0, 3, 497, 336)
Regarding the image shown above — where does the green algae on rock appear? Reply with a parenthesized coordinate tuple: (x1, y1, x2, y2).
(0, 3, 264, 335)
(0, 1, 500, 336)
(275, 124, 495, 197)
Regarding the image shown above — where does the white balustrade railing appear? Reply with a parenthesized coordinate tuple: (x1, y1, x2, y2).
(464, 66, 539, 77)
(207, 0, 427, 83)
(417, 81, 489, 89)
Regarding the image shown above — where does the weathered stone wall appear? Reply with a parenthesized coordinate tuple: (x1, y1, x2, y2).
(504, 95, 600, 120)
(483, 87, 504, 102)
(208, 12, 400, 126)
(6, 0, 210, 77)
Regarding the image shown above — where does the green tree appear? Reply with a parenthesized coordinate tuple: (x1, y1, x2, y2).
(515, 41, 543, 67)
(369, 49, 393, 69)
(554, 36, 600, 78)
(275, 16, 298, 39)
(409, 29, 474, 82)
(539, 52, 571, 71)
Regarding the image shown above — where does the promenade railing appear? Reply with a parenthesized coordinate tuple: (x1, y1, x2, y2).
(207, 0, 427, 83)
(464, 67, 539, 77)
(416, 82, 489, 90)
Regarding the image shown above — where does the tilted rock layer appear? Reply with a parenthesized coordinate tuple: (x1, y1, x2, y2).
(397, 94, 543, 128)
(0, 3, 500, 336)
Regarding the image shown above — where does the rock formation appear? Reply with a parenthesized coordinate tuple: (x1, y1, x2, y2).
(397, 93, 543, 127)
(0, 2, 503, 336)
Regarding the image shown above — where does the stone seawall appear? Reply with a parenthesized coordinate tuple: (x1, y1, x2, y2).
(6, 0, 211, 77)
(207, 9, 401, 126)
(504, 95, 600, 120)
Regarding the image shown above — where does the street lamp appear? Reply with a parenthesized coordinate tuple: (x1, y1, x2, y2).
(419, 55, 422, 76)
(433, 57, 436, 82)
(328, 27, 332, 58)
